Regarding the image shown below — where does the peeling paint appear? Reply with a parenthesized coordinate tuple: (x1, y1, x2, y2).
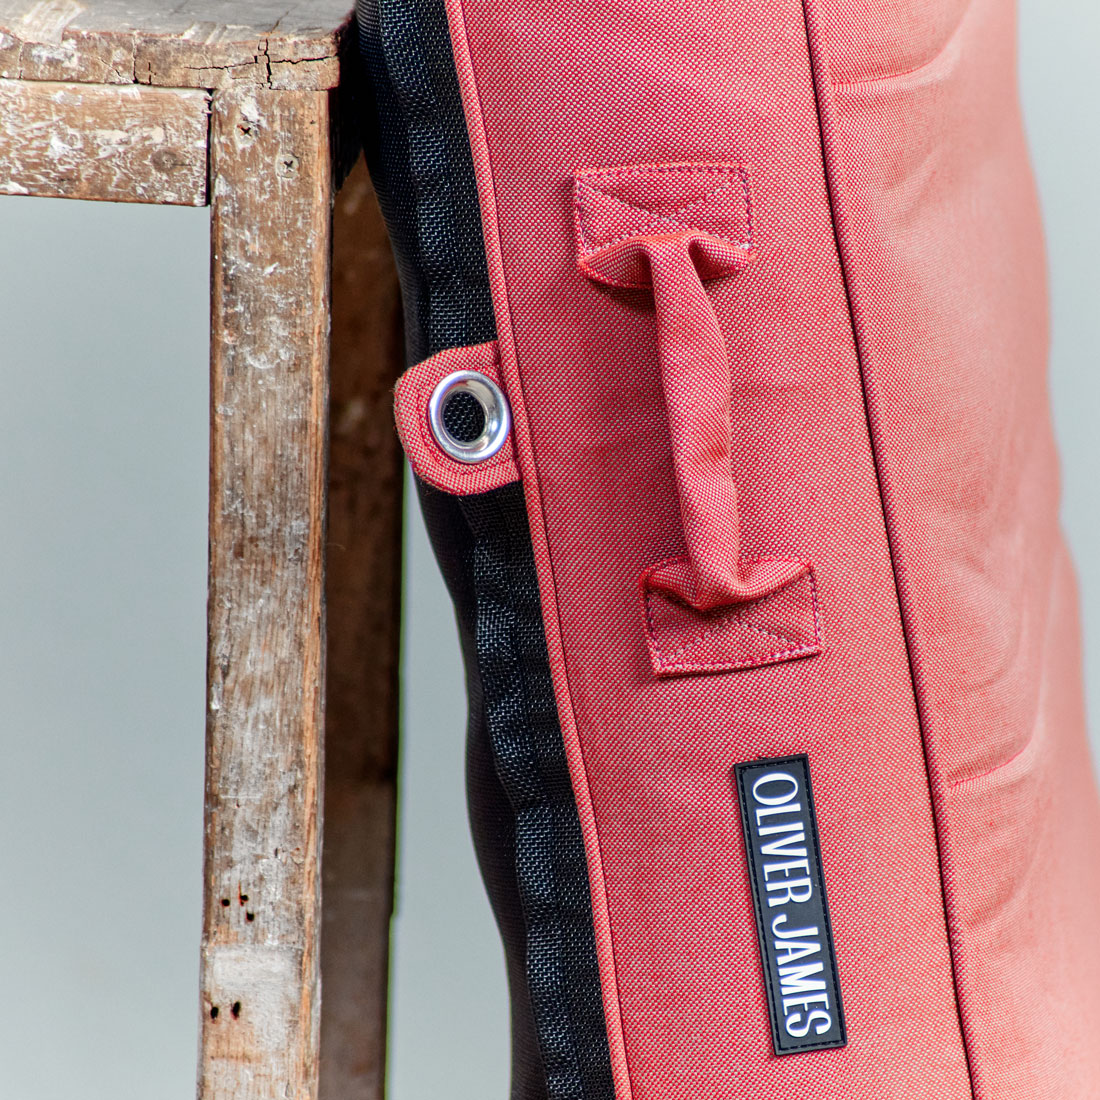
(16, 0, 83, 44)
(1, 76, 206, 203)
(202, 85, 329, 1099)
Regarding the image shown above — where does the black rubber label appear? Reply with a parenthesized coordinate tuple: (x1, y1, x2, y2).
(735, 754, 847, 1055)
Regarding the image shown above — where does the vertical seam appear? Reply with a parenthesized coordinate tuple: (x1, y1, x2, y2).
(439, 0, 635, 1096)
(797, 1, 980, 1097)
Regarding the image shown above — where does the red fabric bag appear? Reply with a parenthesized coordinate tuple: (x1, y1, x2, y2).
(359, 0, 1100, 1094)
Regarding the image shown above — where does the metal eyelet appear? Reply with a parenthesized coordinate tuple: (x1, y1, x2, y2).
(427, 370, 512, 464)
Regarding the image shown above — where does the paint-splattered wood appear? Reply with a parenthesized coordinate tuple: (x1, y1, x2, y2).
(0, 0, 354, 88)
(202, 85, 332, 1100)
(320, 156, 403, 1100)
(0, 76, 208, 202)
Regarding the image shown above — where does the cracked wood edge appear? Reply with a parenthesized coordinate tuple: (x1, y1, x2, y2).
(319, 156, 403, 1100)
(0, 4, 354, 88)
(0, 76, 208, 203)
(201, 85, 332, 1100)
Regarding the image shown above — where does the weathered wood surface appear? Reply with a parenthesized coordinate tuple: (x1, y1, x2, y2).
(0, 0, 355, 88)
(202, 85, 332, 1100)
(320, 156, 403, 1100)
(0, 76, 208, 202)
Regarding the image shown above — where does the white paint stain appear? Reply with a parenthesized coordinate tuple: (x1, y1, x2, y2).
(26, 42, 79, 68)
(47, 131, 73, 159)
(17, 0, 85, 45)
(91, 128, 129, 146)
(238, 95, 261, 126)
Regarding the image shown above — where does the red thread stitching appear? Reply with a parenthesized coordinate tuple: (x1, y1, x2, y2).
(442, 5, 634, 1094)
(640, 558, 822, 673)
(579, 165, 739, 216)
(657, 606, 800, 664)
(574, 163, 754, 256)
(577, 175, 744, 247)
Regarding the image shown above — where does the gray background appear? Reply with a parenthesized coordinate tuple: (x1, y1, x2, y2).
(0, 3, 1095, 1094)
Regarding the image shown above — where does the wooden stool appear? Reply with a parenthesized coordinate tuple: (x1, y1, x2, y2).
(0, 4, 403, 1098)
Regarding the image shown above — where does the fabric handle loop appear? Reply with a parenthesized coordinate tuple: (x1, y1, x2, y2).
(582, 228, 807, 611)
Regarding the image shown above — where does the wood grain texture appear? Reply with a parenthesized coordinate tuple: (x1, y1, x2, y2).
(319, 156, 404, 1100)
(0, 76, 208, 202)
(202, 85, 332, 1100)
(0, 0, 354, 87)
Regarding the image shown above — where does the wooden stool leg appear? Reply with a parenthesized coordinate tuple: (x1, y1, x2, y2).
(319, 157, 404, 1100)
(201, 86, 332, 1100)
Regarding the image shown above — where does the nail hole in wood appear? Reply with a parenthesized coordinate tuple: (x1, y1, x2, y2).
(210, 1006, 219, 1020)
(231, 1002, 241, 1020)
(150, 148, 182, 173)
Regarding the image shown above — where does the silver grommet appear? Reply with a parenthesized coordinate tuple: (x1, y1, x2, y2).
(427, 370, 512, 464)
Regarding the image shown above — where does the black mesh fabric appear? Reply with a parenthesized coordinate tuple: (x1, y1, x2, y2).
(462, 486, 616, 1100)
(355, 0, 495, 363)
(442, 389, 487, 444)
(356, 0, 617, 1094)
(419, 481, 617, 1100)
(416, 482, 549, 1100)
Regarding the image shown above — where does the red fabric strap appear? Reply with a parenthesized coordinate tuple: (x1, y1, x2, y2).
(575, 165, 807, 612)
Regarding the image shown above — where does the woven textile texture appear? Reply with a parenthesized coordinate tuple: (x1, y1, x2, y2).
(359, 0, 618, 1094)
(371, 0, 1100, 1094)
(355, 0, 494, 362)
(418, 480, 615, 1100)
(439, 0, 972, 1093)
(392, 341, 522, 495)
(806, 0, 1100, 1092)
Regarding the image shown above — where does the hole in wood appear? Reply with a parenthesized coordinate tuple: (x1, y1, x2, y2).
(276, 152, 300, 178)
(231, 1002, 241, 1020)
(210, 1006, 219, 1020)
(246, 911, 255, 922)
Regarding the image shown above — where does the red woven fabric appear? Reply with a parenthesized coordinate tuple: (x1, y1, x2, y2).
(393, 340, 520, 494)
(806, 0, 1100, 1092)
(404, 0, 1100, 1094)
(574, 162, 811, 623)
